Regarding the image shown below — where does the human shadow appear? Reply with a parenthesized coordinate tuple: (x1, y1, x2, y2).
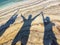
(11, 14, 40, 45)
(41, 12, 58, 45)
(0, 13, 18, 36)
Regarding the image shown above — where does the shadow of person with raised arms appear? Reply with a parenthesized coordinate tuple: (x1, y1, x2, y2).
(0, 13, 18, 36)
(11, 13, 40, 45)
(41, 12, 58, 45)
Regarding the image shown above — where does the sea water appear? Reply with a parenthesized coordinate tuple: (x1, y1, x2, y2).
(0, 0, 23, 9)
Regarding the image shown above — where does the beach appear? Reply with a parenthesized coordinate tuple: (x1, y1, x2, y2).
(0, 0, 60, 45)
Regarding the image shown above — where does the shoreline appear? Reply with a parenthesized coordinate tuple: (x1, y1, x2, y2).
(0, 0, 40, 15)
(0, 0, 27, 9)
(0, 0, 38, 10)
(0, 0, 60, 16)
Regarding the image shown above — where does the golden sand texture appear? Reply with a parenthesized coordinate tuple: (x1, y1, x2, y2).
(0, 0, 60, 45)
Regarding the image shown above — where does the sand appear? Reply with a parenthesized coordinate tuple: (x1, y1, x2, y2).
(0, 0, 60, 45)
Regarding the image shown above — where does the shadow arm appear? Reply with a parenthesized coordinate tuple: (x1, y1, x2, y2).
(32, 13, 40, 20)
(21, 14, 26, 21)
(41, 12, 45, 23)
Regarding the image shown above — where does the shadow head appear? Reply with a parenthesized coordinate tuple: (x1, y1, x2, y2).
(45, 16, 50, 22)
(28, 15, 32, 20)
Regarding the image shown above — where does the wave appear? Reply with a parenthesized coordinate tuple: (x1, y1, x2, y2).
(0, 0, 24, 8)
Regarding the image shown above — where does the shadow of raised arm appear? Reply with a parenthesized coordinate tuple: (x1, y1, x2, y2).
(41, 12, 45, 23)
(21, 14, 26, 21)
(32, 13, 41, 20)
